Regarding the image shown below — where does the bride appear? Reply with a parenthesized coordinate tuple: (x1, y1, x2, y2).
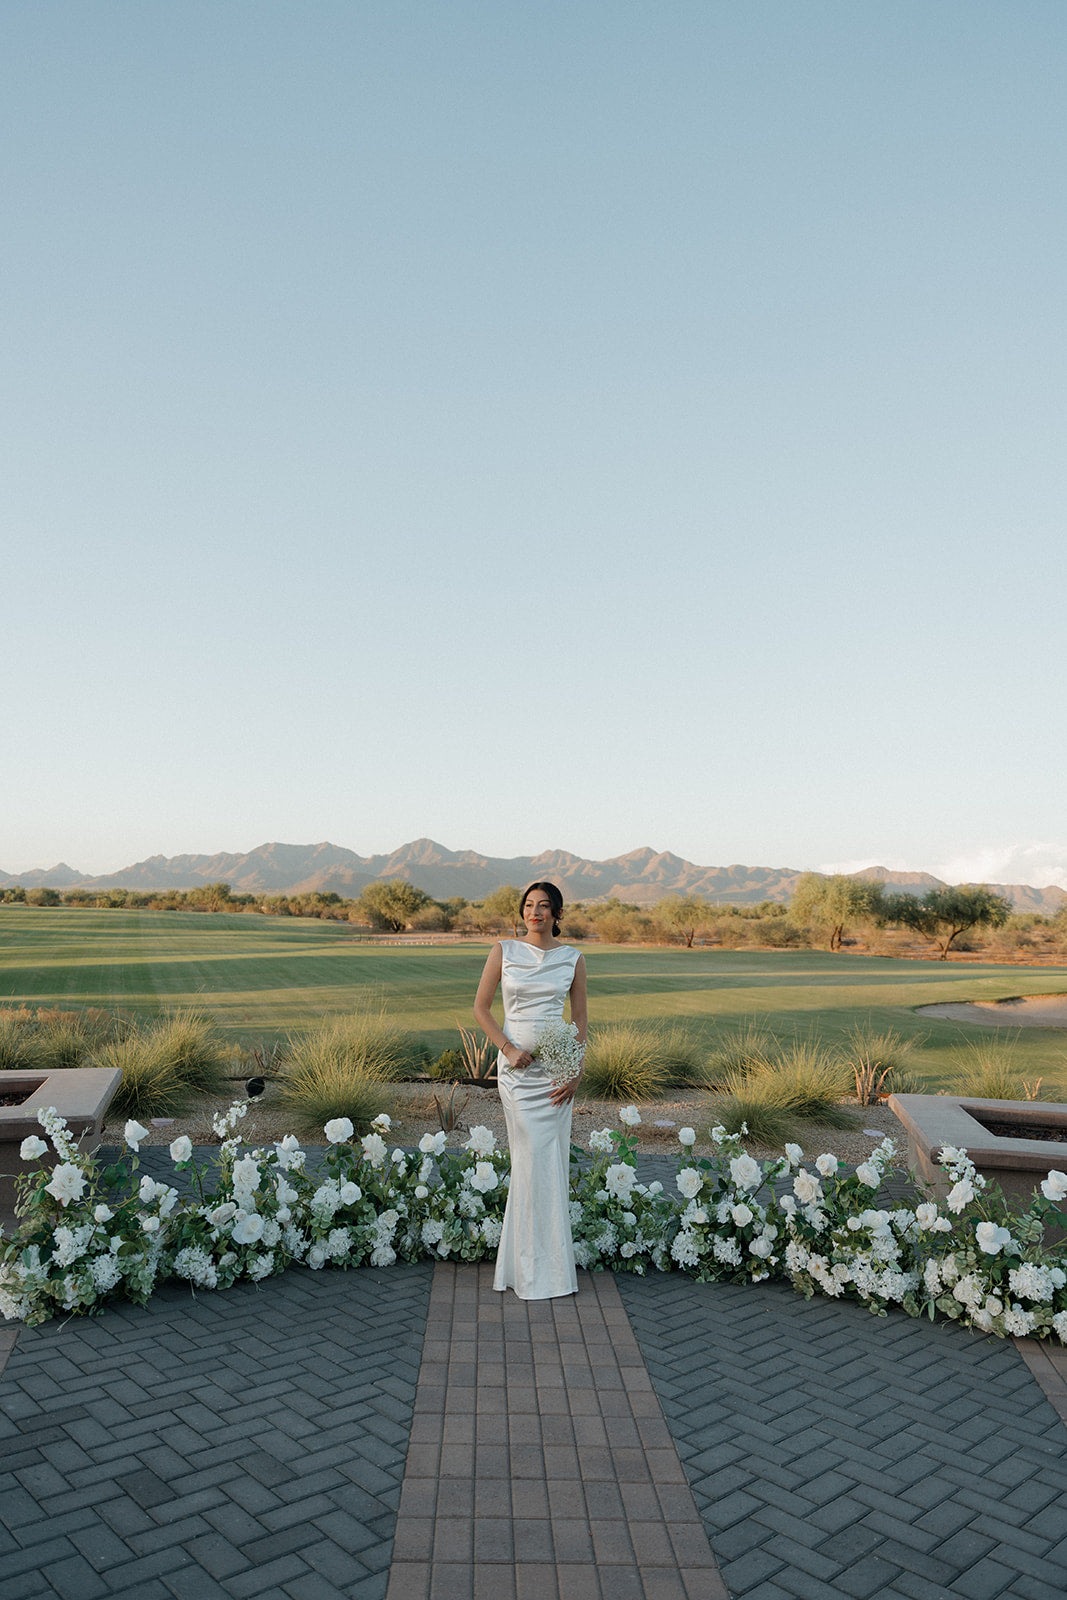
(473, 881, 587, 1299)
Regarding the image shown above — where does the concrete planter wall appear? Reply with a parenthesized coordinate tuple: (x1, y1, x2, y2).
(0, 1067, 123, 1224)
(889, 1092, 1067, 1214)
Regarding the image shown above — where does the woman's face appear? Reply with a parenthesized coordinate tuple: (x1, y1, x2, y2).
(522, 890, 556, 932)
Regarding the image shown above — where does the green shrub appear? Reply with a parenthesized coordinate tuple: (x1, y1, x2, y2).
(845, 1025, 919, 1105)
(756, 1041, 856, 1128)
(655, 1025, 711, 1088)
(0, 1008, 37, 1071)
(706, 1021, 777, 1087)
(431, 1049, 466, 1081)
(99, 1035, 196, 1119)
(148, 1010, 228, 1096)
(580, 1025, 669, 1101)
(278, 1015, 395, 1134)
(949, 1039, 1053, 1101)
(710, 1077, 798, 1146)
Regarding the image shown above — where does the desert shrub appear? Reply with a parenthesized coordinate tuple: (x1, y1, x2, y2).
(845, 1026, 920, 1105)
(144, 1011, 228, 1096)
(278, 1015, 396, 1133)
(580, 1025, 669, 1101)
(431, 1049, 466, 1080)
(654, 1025, 711, 1088)
(949, 1039, 1054, 1102)
(99, 1035, 196, 1119)
(880, 1068, 929, 1097)
(755, 1041, 856, 1128)
(706, 1022, 777, 1087)
(711, 1075, 798, 1146)
(0, 1008, 37, 1071)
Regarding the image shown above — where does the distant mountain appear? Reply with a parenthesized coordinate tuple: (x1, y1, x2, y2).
(2, 839, 1065, 915)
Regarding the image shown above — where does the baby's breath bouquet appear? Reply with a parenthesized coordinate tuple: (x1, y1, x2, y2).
(533, 1019, 585, 1087)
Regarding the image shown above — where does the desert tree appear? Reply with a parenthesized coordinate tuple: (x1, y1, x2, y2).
(880, 884, 1011, 959)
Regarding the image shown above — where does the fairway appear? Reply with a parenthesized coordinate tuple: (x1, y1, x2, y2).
(2, 909, 1066, 1088)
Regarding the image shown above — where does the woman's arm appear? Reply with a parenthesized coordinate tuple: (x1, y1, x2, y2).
(473, 943, 533, 1070)
(551, 954, 588, 1106)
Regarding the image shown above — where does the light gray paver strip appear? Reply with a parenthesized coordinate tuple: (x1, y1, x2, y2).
(617, 1273, 1067, 1599)
(385, 1260, 729, 1600)
(0, 1263, 432, 1598)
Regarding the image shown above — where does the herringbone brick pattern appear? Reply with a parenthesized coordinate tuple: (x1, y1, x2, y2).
(618, 1274, 1067, 1599)
(0, 1264, 432, 1599)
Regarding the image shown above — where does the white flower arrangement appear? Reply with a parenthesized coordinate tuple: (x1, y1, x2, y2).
(6, 1101, 1067, 1345)
(533, 1019, 585, 1086)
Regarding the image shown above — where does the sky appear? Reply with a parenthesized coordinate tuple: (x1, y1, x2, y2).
(3, 2, 1066, 889)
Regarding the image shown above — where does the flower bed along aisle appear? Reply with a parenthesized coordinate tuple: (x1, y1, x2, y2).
(3, 1101, 1067, 1342)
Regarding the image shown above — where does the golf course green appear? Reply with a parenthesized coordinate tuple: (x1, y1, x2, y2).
(1, 908, 1065, 1088)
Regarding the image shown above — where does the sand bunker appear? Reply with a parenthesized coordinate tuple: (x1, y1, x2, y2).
(918, 994, 1067, 1028)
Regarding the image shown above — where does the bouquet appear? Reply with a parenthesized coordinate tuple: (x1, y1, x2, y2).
(534, 1019, 585, 1087)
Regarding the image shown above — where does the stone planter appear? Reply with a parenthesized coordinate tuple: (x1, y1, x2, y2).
(0, 1067, 123, 1224)
(889, 1092, 1067, 1215)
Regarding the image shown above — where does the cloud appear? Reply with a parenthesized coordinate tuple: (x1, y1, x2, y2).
(817, 843, 1067, 889)
(929, 843, 1067, 890)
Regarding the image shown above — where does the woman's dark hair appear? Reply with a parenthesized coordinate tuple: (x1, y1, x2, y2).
(519, 881, 564, 937)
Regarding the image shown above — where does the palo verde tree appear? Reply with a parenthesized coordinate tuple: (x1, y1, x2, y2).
(356, 880, 430, 932)
(655, 894, 711, 948)
(790, 874, 885, 951)
(880, 884, 1012, 959)
(481, 885, 524, 935)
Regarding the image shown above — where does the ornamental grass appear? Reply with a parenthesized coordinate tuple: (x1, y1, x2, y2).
(705, 1020, 778, 1087)
(98, 1034, 198, 1119)
(711, 1076, 798, 1146)
(949, 1039, 1054, 1102)
(278, 1015, 397, 1133)
(845, 1025, 920, 1105)
(654, 1024, 713, 1088)
(756, 1041, 857, 1129)
(150, 1010, 229, 1097)
(580, 1024, 670, 1101)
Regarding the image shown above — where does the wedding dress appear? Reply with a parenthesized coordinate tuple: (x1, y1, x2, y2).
(493, 939, 580, 1300)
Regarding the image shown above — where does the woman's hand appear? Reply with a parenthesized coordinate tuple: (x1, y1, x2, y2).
(503, 1044, 534, 1071)
(549, 1074, 581, 1107)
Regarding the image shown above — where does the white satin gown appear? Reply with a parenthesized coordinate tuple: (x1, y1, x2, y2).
(493, 939, 580, 1300)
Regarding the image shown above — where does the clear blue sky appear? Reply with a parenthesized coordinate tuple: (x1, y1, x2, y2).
(3, 3, 1065, 888)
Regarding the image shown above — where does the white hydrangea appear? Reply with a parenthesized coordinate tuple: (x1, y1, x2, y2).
(88, 1255, 123, 1294)
(173, 1246, 218, 1288)
(247, 1253, 275, 1282)
(52, 1225, 93, 1268)
(1009, 1263, 1064, 1301)
(325, 1228, 352, 1260)
(481, 1218, 503, 1247)
(712, 1236, 742, 1266)
(671, 1231, 700, 1268)
(589, 1129, 614, 1153)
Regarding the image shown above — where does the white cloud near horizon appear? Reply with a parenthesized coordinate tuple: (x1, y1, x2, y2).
(820, 844, 1067, 890)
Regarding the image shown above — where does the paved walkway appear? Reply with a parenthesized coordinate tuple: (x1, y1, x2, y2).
(2, 1220, 1067, 1596)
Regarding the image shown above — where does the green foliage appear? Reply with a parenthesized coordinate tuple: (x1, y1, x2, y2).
(0, 1007, 39, 1070)
(845, 1025, 920, 1105)
(881, 885, 1012, 958)
(755, 1042, 856, 1128)
(655, 1025, 711, 1087)
(580, 1025, 669, 1101)
(711, 1077, 798, 1146)
(791, 874, 884, 950)
(706, 1022, 777, 1086)
(355, 880, 430, 932)
(949, 1039, 1055, 1101)
(0, 1005, 129, 1071)
(150, 1010, 229, 1096)
(99, 1035, 197, 1119)
(431, 1049, 466, 1080)
(654, 896, 711, 948)
(277, 1015, 395, 1133)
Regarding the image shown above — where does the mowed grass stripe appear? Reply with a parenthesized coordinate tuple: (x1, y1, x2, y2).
(1, 909, 1065, 1087)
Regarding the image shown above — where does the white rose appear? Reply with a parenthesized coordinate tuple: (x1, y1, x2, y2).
(618, 1106, 642, 1127)
(232, 1212, 265, 1245)
(169, 1135, 193, 1164)
(371, 1113, 392, 1131)
(815, 1154, 838, 1178)
(855, 1163, 880, 1188)
(946, 1179, 975, 1214)
(44, 1162, 86, 1207)
(324, 1118, 354, 1145)
(361, 1133, 387, 1167)
(465, 1125, 496, 1157)
(1040, 1170, 1067, 1203)
(729, 1154, 762, 1192)
(676, 1168, 703, 1200)
(94, 1203, 114, 1223)
(784, 1143, 804, 1167)
(339, 1182, 362, 1205)
(124, 1121, 150, 1152)
(605, 1163, 636, 1200)
(731, 1204, 754, 1227)
(470, 1162, 498, 1194)
(915, 1202, 939, 1229)
(20, 1135, 48, 1162)
(678, 1127, 696, 1147)
(415, 1185, 429, 1200)
(793, 1171, 822, 1205)
(975, 1221, 1013, 1256)
(648, 1181, 663, 1195)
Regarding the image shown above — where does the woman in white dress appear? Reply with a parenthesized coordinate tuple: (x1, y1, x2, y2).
(473, 881, 587, 1300)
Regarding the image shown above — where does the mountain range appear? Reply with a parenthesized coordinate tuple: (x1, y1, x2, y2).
(2, 839, 1065, 915)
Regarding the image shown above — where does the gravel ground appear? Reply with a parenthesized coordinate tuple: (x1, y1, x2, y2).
(102, 1079, 905, 1165)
